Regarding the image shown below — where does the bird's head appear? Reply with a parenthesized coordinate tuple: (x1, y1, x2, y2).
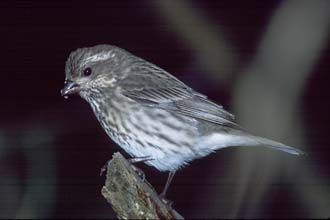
(61, 44, 130, 99)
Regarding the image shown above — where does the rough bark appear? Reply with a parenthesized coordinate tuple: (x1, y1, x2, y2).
(101, 152, 184, 219)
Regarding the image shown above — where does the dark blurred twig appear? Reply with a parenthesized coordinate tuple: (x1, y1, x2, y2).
(101, 152, 184, 220)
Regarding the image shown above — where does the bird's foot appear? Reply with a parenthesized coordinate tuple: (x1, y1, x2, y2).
(159, 193, 173, 207)
(131, 164, 146, 181)
(128, 156, 154, 181)
(100, 156, 153, 177)
(100, 159, 111, 176)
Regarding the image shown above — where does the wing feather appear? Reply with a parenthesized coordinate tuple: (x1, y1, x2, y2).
(120, 63, 239, 128)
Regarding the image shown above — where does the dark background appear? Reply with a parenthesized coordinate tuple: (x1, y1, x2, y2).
(1, 0, 330, 218)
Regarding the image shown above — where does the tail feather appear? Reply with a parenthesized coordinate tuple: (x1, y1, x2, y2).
(197, 133, 305, 155)
(249, 135, 305, 155)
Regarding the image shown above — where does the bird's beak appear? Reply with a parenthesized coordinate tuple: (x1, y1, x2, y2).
(61, 80, 80, 98)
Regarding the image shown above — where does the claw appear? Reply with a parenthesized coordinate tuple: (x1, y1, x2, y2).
(129, 156, 154, 181)
(159, 193, 173, 207)
(100, 159, 111, 176)
(131, 164, 146, 181)
(100, 156, 153, 180)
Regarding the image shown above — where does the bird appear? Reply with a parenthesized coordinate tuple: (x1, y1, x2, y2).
(61, 44, 304, 198)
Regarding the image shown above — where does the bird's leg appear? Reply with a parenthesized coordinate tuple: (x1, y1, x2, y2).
(129, 156, 153, 182)
(129, 156, 153, 164)
(100, 156, 153, 176)
(159, 171, 176, 206)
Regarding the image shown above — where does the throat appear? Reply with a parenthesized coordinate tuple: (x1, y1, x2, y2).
(84, 92, 129, 138)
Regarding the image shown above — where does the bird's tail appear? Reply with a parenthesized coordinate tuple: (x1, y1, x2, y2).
(245, 134, 305, 155)
(197, 132, 305, 155)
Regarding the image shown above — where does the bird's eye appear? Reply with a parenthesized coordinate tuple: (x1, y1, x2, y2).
(83, 67, 92, 77)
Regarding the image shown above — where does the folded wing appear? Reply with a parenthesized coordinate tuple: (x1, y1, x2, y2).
(120, 64, 239, 129)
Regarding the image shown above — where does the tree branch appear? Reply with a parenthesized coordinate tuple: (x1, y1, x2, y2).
(101, 152, 184, 219)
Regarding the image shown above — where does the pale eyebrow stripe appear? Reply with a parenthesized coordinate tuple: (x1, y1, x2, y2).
(82, 52, 115, 65)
